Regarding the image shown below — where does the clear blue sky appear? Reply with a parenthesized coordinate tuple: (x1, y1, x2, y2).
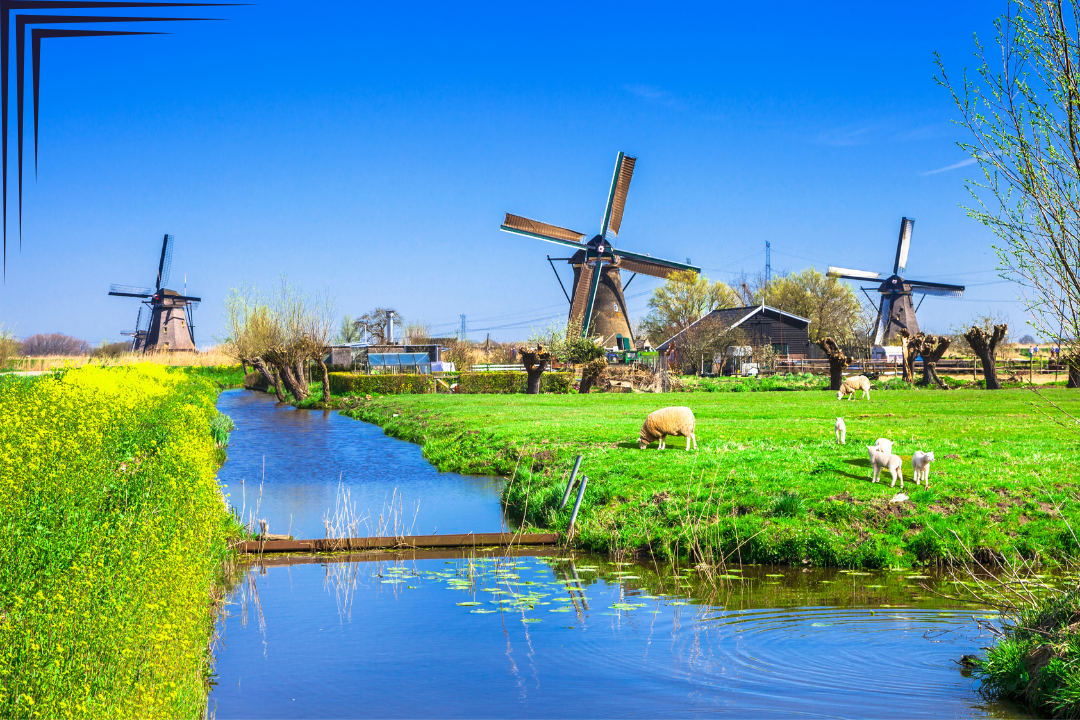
(0, 1, 1041, 345)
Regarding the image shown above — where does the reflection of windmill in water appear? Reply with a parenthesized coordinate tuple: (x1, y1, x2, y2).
(109, 234, 201, 352)
(827, 218, 966, 346)
(500, 152, 699, 347)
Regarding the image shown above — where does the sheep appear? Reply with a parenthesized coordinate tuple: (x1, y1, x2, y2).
(837, 375, 872, 401)
(835, 417, 846, 444)
(867, 445, 903, 488)
(873, 438, 894, 455)
(911, 450, 935, 486)
(639, 406, 697, 451)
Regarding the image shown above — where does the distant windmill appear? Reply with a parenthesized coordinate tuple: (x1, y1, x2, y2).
(827, 218, 965, 346)
(500, 152, 699, 346)
(109, 234, 201, 352)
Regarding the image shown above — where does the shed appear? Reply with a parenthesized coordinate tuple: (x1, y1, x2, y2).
(656, 304, 812, 358)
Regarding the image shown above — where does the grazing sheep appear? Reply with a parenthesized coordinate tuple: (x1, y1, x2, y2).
(837, 375, 872, 401)
(867, 445, 904, 488)
(835, 417, 846, 444)
(639, 406, 697, 451)
(873, 438, 894, 455)
(911, 450, 935, 486)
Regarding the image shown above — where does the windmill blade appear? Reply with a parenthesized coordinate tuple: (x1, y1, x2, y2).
(162, 293, 201, 302)
(875, 295, 890, 346)
(907, 279, 965, 298)
(138, 305, 151, 332)
(611, 247, 700, 275)
(578, 259, 605, 337)
(109, 283, 152, 297)
(568, 260, 600, 334)
(156, 233, 174, 289)
(600, 152, 636, 240)
(615, 256, 686, 280)
(501, 213, 586, 248)
(894, 217, 914, 275)
(828, 266, 880, 281)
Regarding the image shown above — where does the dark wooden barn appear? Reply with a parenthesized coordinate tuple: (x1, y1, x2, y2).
(656, 304, 812, 358)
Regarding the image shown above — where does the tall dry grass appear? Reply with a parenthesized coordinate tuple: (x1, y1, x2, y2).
(7, 347, 236, 372)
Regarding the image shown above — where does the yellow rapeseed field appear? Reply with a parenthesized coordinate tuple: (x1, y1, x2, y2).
(0, 364, 237, 718)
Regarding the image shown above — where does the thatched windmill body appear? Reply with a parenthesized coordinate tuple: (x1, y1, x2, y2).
(109, 234, 201, 352)
(827, 218, 965, 346)
(500, 152, 699, 346)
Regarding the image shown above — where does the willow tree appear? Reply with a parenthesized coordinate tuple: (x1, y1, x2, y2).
(937, 1, 1080, 388)
(640, 271, 740, 346)
(223, 278, 335, 403)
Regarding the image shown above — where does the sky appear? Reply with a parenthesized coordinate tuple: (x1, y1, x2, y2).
(0, 1, 1044, 346)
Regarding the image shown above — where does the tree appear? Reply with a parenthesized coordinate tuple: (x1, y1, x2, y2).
(816, 337, 851, 390)
(918, 334, 953, 389)
(336, 315, 362, 344)
(937, 2, 1080, 388)
(766, 268, 862, 342)
(222, 278, 335, 403)
(950, 310, 1011, 357)
(20, 333, 90, 356)
(965, 324, 1009, 389)
(675, 317, 747, 375)
(352, 308, 401, 345)
(641, 271, 739, 346)
(0, 324, 17, 369)
(518, 344, 551, 394)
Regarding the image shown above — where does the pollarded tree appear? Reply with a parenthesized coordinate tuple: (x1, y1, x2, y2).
(918, 334, 953, 389)
(938, 1, 1080, 388)
(964, 324, 1009, 390)
(518, 344, 551, 394)
(816, 337, 852, 390)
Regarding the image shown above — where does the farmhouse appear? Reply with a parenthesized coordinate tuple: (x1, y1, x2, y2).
(655, 304, 812, 369)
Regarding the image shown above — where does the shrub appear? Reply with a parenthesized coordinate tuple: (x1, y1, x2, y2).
(19, 332, 90, 356)
(210, 412, 235, 447)
(328, 372, 434, 395)
(456, 371, 573, 394)
(0, 364, 236, 717)
(91, 341, 130, 359)
(567, 338, 606, 364)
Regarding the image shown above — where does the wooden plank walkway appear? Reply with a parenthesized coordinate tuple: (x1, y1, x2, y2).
(237, 532, 559, 555)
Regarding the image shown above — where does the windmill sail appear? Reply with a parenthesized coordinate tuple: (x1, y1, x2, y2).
(827, 267, 880, 281)
(155, 233, 174, 290)
(109, 283, 153, 297)
(501, 214, 586, 247)
(614, 249, 699, 278)
(567, 263, 596, 333)
(601, 152, 635, 240)
(894, 217, 914, 275)
(907, 278, 965, 298)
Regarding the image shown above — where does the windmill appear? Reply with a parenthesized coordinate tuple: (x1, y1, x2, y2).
(109, 234, 201, 352)
(827, 218, 965, 346)
(500, 152, 700, 346)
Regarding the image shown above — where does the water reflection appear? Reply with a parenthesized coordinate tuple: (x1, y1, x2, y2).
(211, 553, 1026, 719)
(216, 389, 506, 539)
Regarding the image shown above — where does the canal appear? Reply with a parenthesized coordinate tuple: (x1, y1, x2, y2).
(209, 389, 1024, 718)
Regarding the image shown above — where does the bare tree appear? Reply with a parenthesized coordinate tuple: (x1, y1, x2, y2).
(937, 1, 1080, 385)
(353, 308, 401, 345)
(20, 333, 90, 356)
(965, 323, 1009, 389)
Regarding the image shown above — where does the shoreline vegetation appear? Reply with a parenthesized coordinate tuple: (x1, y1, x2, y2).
(0, 364, 243, 718)
(337, 385, 1079, 570)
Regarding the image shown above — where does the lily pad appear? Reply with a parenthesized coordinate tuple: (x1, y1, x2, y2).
(522, 618, 542, 623)
(456, 602, 482, 606)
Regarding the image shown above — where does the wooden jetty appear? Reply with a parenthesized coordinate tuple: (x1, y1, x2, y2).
(237, 532, 559, 555)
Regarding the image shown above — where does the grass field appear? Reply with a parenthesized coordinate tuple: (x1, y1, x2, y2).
(344, 386, 1080, 569)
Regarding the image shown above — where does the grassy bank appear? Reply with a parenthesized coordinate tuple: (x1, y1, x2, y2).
(343, 387, 1080, 568)
(0, 364, 239, 718)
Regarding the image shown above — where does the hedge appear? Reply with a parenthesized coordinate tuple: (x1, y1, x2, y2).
(456, 371, 573, 394)
(328, 372, 434, 395)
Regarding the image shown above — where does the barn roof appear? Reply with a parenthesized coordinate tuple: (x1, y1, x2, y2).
(655, 303, 811, 351)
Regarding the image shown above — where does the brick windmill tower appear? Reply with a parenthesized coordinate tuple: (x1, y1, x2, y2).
(109, 234, 201, 352)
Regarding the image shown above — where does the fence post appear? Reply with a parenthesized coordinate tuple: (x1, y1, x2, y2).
(568, 475, 589, 536)
(559, 455, 583, 510)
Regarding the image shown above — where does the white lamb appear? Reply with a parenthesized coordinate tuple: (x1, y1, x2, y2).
(867, 445, 904, 488)
(639, 406, 697, 451)
(837, 375, 872, 401)
(835, 417, 846, 444)
(873, 438, 894, 454)
(911, 451, 935, 487)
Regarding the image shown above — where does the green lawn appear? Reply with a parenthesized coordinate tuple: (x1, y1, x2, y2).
(344, 386, 1080, 569)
